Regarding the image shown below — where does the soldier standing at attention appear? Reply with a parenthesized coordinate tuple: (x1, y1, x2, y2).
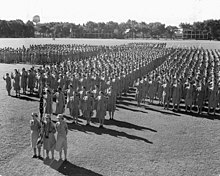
(11, 69, 21, 97)
(3, 73, 12, 96)
(21, 68, 28, 95)
(30, 113, 42, 158)
(55, 114, 68, 161)
(96, 91, 107, 128)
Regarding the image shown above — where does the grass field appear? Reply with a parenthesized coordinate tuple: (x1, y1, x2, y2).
(0, 39, 220, 176)
(0, 38, 220, 49)
(0, 63, 220, 176)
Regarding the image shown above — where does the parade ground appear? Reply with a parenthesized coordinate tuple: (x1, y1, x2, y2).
(1, 38, 220, 49)
(0, 39, 220, 176)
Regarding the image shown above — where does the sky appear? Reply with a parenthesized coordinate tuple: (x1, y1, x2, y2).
(0, 0, 220, 26)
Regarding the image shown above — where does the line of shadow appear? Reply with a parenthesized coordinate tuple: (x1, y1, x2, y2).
(170, 108, 220, 120)
(117, 96, 134, 102)
(63, 114, 84, 123)
(26, 93, 41, 98)
(10, 95, 39, 102)
(117, 89, 214, 118)
(88, 118, 157, 132)
(44, 158, 103, 176)
(67, 122, 153, 144)
(144, 105, 181, 116)
(116, 104, 148, 114)
(117, 100, 180, 116)
(71, 112, 157, 133)
(150, 102, 220, 120)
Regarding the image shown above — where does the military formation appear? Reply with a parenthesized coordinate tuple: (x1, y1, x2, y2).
(135, 47, 220, 115)
(2, 43, 169, 124)
(3, 42, 220, 160)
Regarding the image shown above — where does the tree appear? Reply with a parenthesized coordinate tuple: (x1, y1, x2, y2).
(179, 23, 193, 30)
(165, 25, 178, 38)
(148, 22, 166, 38)
(25, 20, 35, 37)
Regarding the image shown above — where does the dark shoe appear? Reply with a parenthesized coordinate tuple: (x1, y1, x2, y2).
(32, 155, 37, 158)
(38, 155, 43, 160)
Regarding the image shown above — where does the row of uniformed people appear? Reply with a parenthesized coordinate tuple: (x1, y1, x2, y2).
(0, 42, 168, 64)
(38, 44, 170, 121)
(3, 43, 170, 95)
(30, 112, 68, 160)
(135, 47, 220, 115)
(3, 43, 171, 126)
(0, 44, 104, 64)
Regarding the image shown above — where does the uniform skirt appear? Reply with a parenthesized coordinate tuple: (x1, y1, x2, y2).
(43, 133, 56, 151)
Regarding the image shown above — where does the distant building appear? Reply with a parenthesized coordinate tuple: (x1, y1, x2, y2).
(182, 29, 211, 40)
(175, 28, 183, 39)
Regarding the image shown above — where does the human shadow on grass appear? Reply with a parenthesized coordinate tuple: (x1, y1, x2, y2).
(117, 101, 180, 116)
(170, 108, 220, 120)
(87, 118, 157, 132)
(23, 91, 41, 98)
(63, 114, 84, 123)
(117, 96, 134, 102)
(116, 104, 148, 114)
(11, 95, 39, 102)
(44, 159, 103, 176)
(160, 103, 220, 120)
(144, 105, 181, 116)
(67, 122, 153, 144)
(52, 114, 83, 123)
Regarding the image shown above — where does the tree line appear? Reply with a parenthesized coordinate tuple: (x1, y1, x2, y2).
(180, 19, 220, 40)
(0, 20, 35, 38)
(0, 19, 220, 40)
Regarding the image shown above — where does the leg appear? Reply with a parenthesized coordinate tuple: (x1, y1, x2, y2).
(51, 149, 54, 159)
(46, 150, 49, 158)
(64, 148, 67, 161)
(112, 110, 115, 120)
(86, 114, 90, 125)
(33, 148, 37, 157)
(177, 103, 180, 111)
(101, 116, 105, 127)
(108, 111, 111, 119)
(172, 103, 175, 110)
(98, 117, 101, 127)
(76, 111, 79, 123)
(208, 106, 210, 114)
(59, 150, 62, 160)
(37, 147, 41, 157)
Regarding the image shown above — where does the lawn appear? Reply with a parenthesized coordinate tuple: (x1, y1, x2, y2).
(0, 62, 220, 176)
(0, 38, 220, 49)
(1, 39, 220, 176)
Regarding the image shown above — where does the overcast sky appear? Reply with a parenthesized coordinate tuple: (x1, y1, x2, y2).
(0, 0, 220, 26)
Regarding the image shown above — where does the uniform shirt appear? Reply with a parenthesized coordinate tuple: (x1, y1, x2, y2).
(56, 121, 68, 138)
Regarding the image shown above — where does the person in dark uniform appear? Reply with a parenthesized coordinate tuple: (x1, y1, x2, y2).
(39, 94, 44, 121)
